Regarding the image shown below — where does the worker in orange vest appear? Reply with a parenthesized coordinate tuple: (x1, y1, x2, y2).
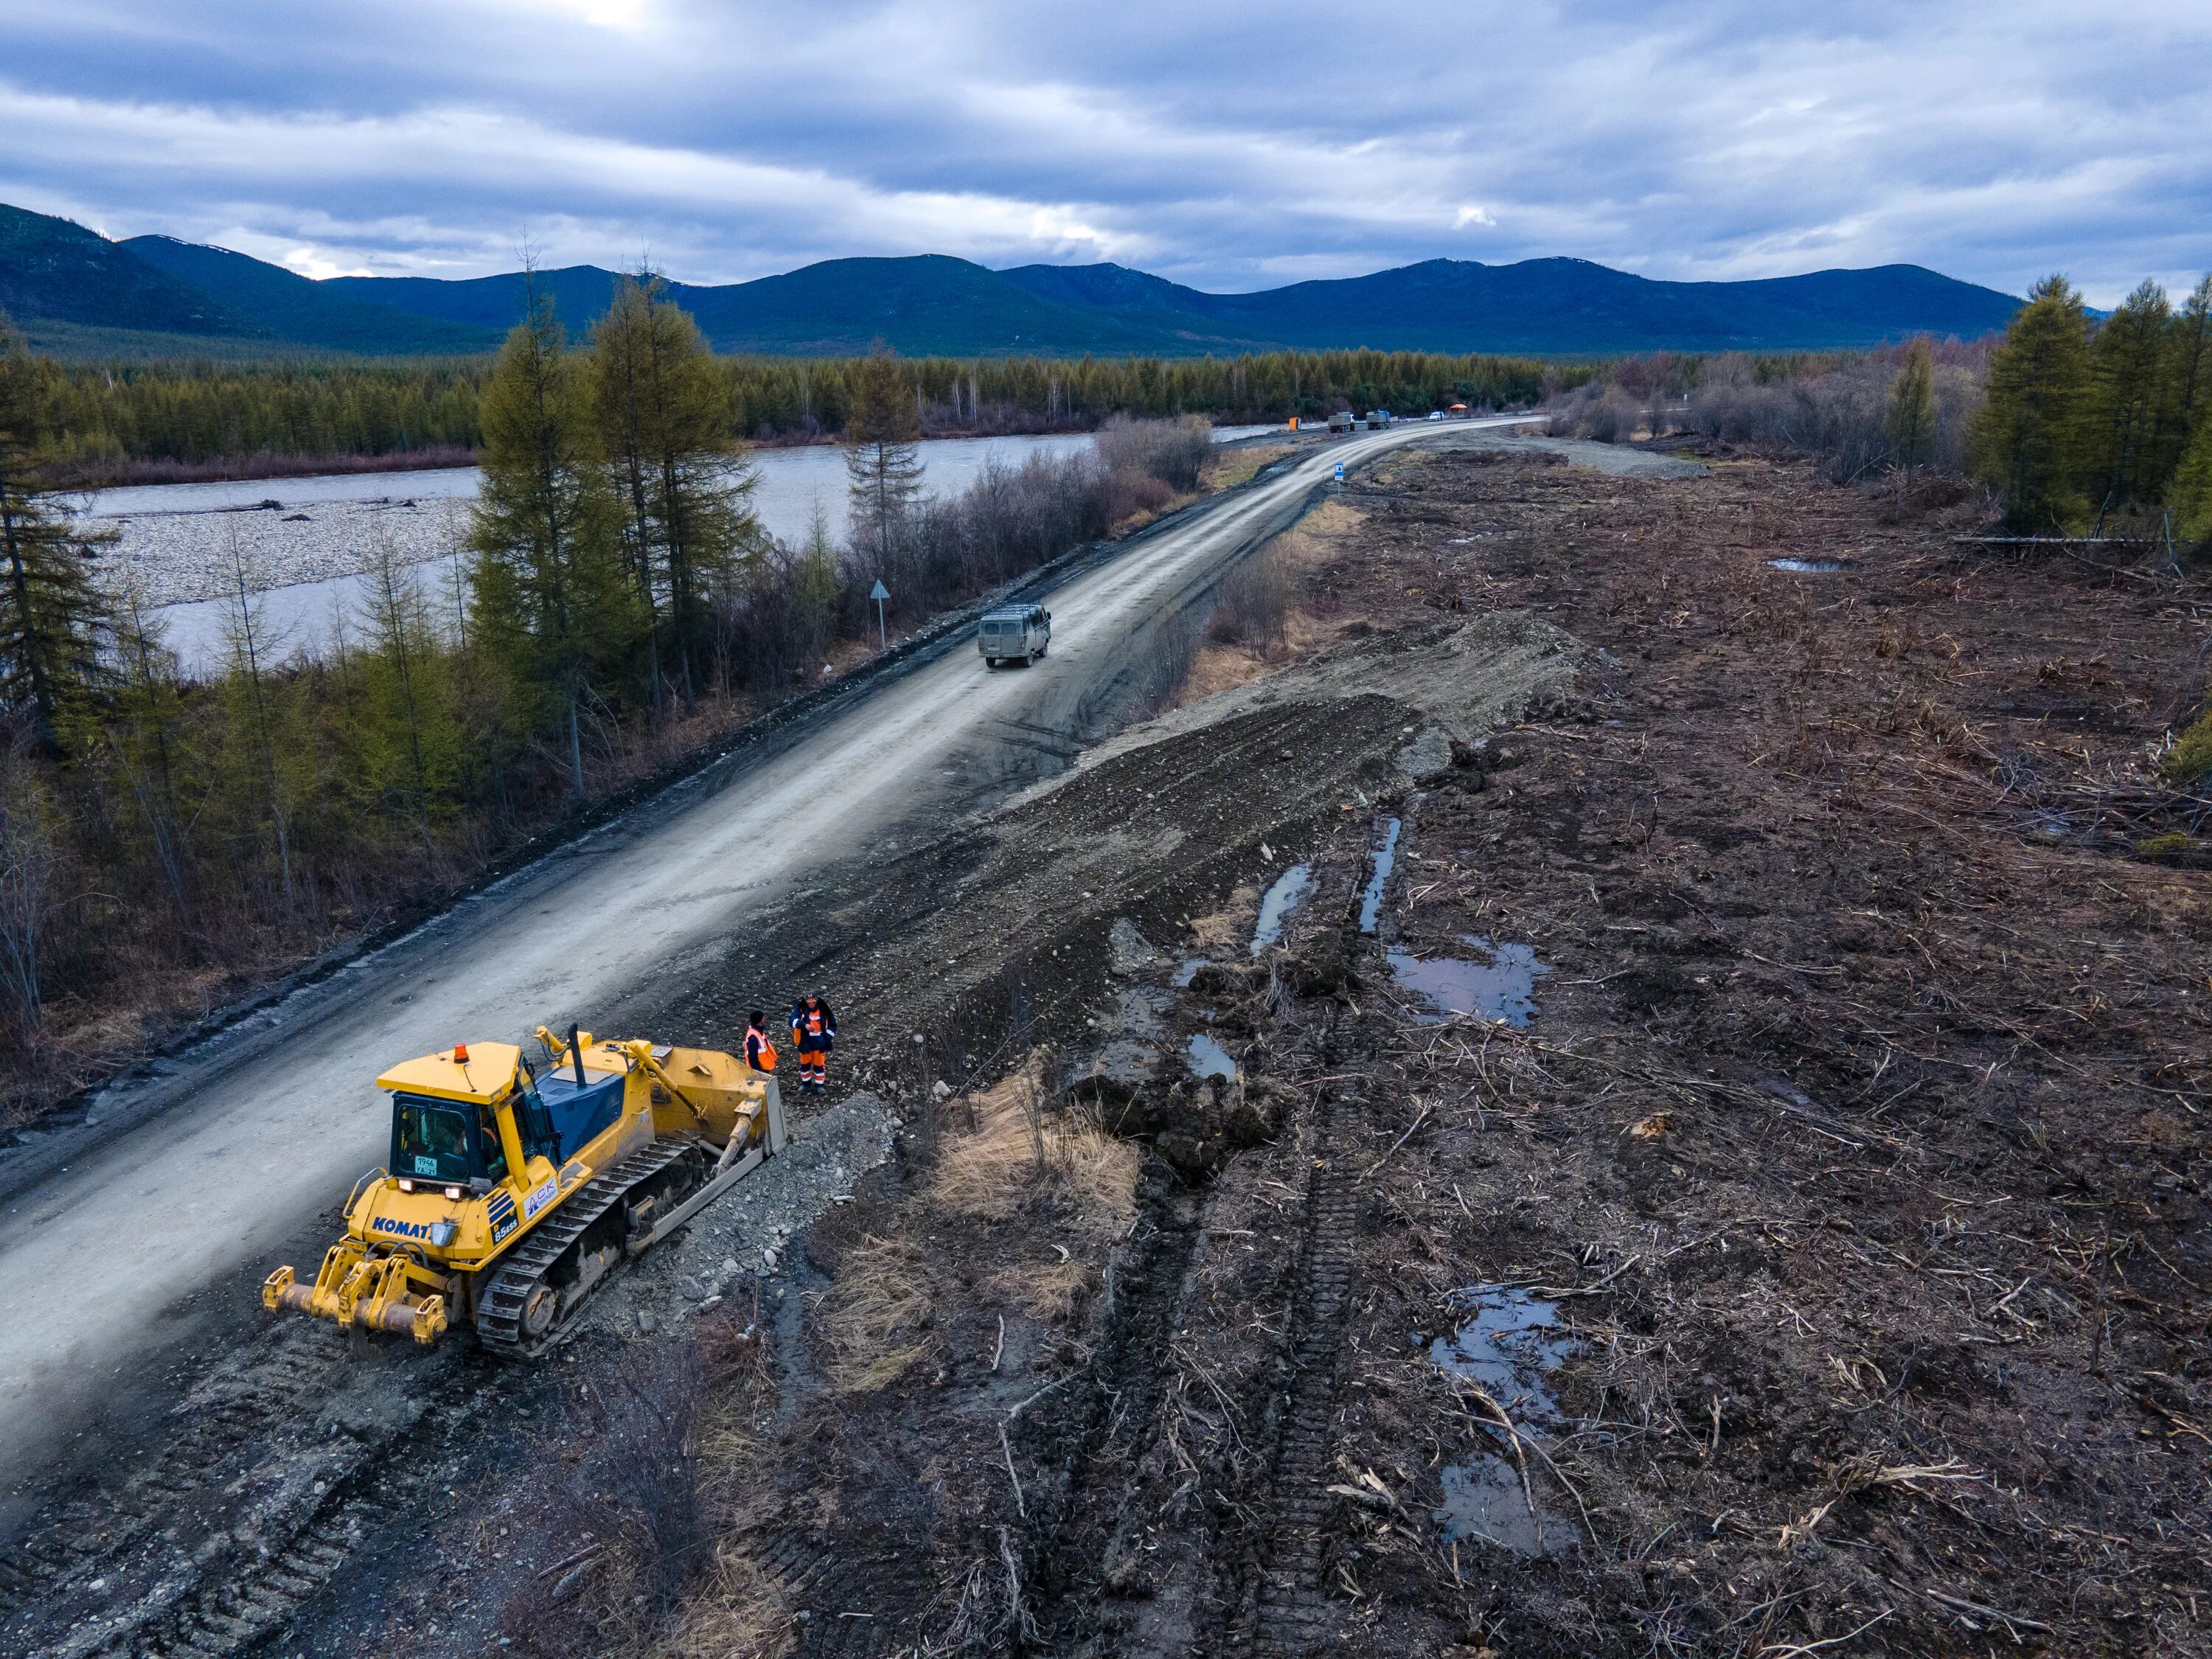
(789, 990, 835, 1093)
(743, 1010, 776, 1074)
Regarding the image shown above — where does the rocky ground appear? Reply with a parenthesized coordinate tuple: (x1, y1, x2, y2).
(7, 440, 2208, 1659)
(86, 491, 476, 608)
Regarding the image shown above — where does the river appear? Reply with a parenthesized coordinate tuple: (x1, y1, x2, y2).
(88, 426, 1282, 676)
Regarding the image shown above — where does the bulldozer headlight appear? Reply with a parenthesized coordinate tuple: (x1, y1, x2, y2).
(397, 1178, 415, 1193)
(443, 1185, 462, 1200)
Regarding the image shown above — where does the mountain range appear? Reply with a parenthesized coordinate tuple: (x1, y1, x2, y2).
(0, 201, 2023, 361)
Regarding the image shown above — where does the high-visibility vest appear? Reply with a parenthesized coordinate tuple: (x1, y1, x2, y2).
(745, 1028, 777, 1072)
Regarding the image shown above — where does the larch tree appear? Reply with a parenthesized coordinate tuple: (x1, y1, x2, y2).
(845, 343, 922, 572)
(1882, 338, 1938, 470)
(591, 274, 759, 709)
(469, 276, 637, 802)
(2084, 279, 2177, 515)
(1972, 276, 2094, 532)
(0, 313, 112, 756)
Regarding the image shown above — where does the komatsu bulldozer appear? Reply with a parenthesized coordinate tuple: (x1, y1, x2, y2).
(265, 1026, 784, 1357)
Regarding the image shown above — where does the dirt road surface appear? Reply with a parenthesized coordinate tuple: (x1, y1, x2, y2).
(0, 416, 1532, 1496)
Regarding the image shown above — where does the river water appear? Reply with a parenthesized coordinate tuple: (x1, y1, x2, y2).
(89, 426, 1283, 676)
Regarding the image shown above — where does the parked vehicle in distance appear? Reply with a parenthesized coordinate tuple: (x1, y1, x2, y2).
(1427, 410, 1444, 421)
(1327, 409, 1357, 434)
(979, 602, 1051, 667)
(1365, 409, 1392, 428)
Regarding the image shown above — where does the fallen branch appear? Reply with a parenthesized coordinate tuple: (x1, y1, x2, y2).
(1363, 1104, 1433, 1180)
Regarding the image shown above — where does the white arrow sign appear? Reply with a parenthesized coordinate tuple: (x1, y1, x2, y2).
(869, 580, 889, 600)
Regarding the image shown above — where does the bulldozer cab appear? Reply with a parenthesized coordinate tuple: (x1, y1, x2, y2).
(392, 1094, 509, 1187)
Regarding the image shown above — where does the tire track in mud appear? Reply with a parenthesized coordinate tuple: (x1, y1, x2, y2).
(0, 1325, 477, 1659)
(1241, 1082, 1363, 1656)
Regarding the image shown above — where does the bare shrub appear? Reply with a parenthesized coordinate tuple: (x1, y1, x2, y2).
(1547, 381, 1644, 443)
(1688, 350, 1983, 482)
(1207, 547, 1292, 655)
(1094, 413, 1211, 494)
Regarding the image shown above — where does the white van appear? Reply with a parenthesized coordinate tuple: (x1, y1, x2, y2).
(978, 603, 1051, 667)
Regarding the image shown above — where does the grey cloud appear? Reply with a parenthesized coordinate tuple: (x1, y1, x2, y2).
(1, 0, 2206, 301)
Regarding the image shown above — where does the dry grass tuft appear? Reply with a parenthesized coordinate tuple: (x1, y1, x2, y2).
(820, 1234, 938, 1394)
(1191, 885, 1260, 953)
(930, 1047, 1138, 1242)
(995, 1256, 1091, 1321)
(652, 1545, 791, 1659)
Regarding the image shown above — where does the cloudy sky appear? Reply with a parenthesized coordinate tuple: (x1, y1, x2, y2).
(3, 1, 2208, 303)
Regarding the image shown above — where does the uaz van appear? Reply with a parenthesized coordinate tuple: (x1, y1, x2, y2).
(978, 604, 1051, 667)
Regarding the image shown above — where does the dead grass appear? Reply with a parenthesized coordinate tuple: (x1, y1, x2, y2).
(1190, 884, 1260, 953)
(1201, 443, 1292, 493)
(819, 1234, 939, 1394)
(651, 1547, 790, 1659)
(930, 1047, 1137, 1239)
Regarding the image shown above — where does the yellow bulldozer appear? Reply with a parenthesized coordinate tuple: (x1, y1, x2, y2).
(265, 1026, 785, 1356)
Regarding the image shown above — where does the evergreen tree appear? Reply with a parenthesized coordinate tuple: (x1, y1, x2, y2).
(469, 276, 637, 801)
(2084, 279, 2177, 514)
(0, 314, 112, 755)
(218, 527, 299, 909)
(2159, 277, 2212, 429)
(105, 587, 193, 929)
(591, 274, 759, 709)
(845, 344, 922, 568)
(1972, 276, 2094, 531)
(2171, 416, 2212, 546)
(358, 534, 460, 854)
(1882, 338, 1937, 469)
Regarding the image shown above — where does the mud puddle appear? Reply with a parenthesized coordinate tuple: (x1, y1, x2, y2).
(1359, 818, 1401, 933)
(1186, 1033, 1238, 1079)
(1435, 1458, 1554, 1556)
(1430, 1285, 1576, 1557)
(1768, 557, 1844, 573)
(1251, 863, 1313, 953)
(1430, 1284, 1573, 1419)
(1387, 936, 1548, 1025)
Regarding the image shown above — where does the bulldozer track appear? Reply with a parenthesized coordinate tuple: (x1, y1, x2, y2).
(1242, 1083, 1363, 1656)
(0, 1322, 476, 1659)
(476, 1138, 709, 1358)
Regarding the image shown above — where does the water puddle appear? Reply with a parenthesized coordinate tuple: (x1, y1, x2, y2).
(1388, 936, 1548, 1026)
(1187, 1033, 1238, 1079)
(1435, 1458, 1553, 1555)
(1358, 818, 1401, 934)
(1768, 557, 1844, 574)
(1429, 1284, 1577, 1557)
(1172, 957, 1210, 988)
(1250, 863, 1312, 955)
(1428, 1284, 1574, 1421)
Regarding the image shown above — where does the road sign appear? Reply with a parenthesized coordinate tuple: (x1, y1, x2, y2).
(1333, 462, 1345, 484)
(869, 580, 890, 649)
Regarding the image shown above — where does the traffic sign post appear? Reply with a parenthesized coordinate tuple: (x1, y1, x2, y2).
(869, 579, 890, 650)
(1333, 462, 1345, 484)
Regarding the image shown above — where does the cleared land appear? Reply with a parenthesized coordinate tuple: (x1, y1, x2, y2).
(6, 439, 2206, 1659)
